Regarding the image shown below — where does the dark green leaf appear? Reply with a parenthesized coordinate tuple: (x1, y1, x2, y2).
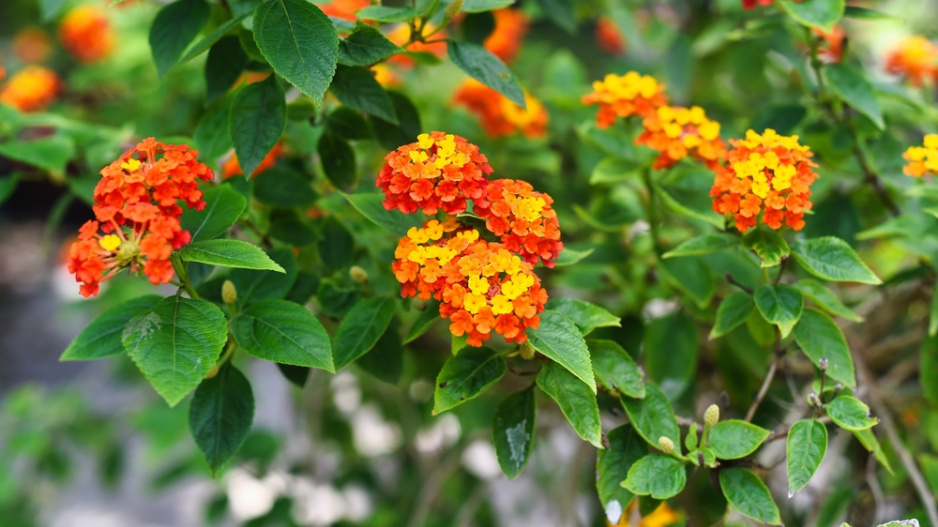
(791, 279, 863, 323)
(527, 310, 596, 393)
(326, 107, 372, 140)
(232, 299, 333, 371)
(826, 395, 877, 431)
(404, 300, 442, 344)
(710, 292, 755, 339)
(548, 298, 620, 335)
(447, 41, 525, 107)
(433, 346, 506, 414)
(317, 217, 354, 271)
(659, 257, 716, 308)
(777, 0, 844, 31)
(754, 284, 803, 338)
(194, 96, 234, 160)
(61, 296, 164, 361)
(708, 419, 770, 460)
(461, 0, 515, 12)
(318, 132, 357, 190)
(180, 13, 250, 65)
(149, 0, 211, 76)
(277, 363, 310, 387)
(0, 135, 75, 176)
(229, 76, 286, 177)
(341, 192, 426, 236)
(333, 296, 397, 369)
(597, 425, 647, 524)
(181, 185, 247, 243)
(493, 386, 536, 480)
(461, 11, 496, 45)
(329, 65, 398, 123)
(793, 308, 856, 387)
(355, 6, 418, 22)
(663, 233, 738, 258)
(178, 239, 285, 272)
(229, 248, 298, 307)
(338, 23, 403, 67)
(356, 327, 404, 385)
(205, 36, 248, 102)
(621, 384, 680, 448)
(589, 339, 644, 398)
(787, 419, 827, 495)
(268, 209, 318, 246)
(368, 91, 422, 150)
(253, 0, 339, 104)
(622, 454, 687, 500)
(253, 167, 317, 207)
(643, 313, 698, 399)
(719, 468, 782, 525)
(826, 63, 884, 129)
(922, 335, 938, 406)
(0, 174, 19, 205)
(189, 365, 254, 474)
(742, 227, 790, 268)
(554, 247, 594, 266)
(791, 237, 882, 284)
(536, 361, 602, 447)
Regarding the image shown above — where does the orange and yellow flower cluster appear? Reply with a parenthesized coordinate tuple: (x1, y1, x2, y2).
(483, 9, 529, 64)
(885, 36, 938, 87)
(710, 129, 818, 233)
(903, 134, 938, 178)
(67, 139, 214, 297)
(0, 65, 61, 112)
(636, 105, 726, 170)
(59, 5, 115, 63)
(581, 72, 668, 128)
(452, 79, 548, 139)
(380, 133, 560, 346)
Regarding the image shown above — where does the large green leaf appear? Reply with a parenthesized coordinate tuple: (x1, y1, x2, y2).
(786, 419, 827, 495)
(189, 365, 254, 474)
(338, 23, 403, 67)
(179, 13, 251, 65)
(318, 131, 357, 191)
(826, 64, 884, 129)
(433, 347, 506, 414)
(643, 313, 698, 399)
(329, 65, 398, 123)
(368, 91, 422, 150)
(791, 237, 882, 284)
(588, 339, 644, 399)
(194, 95, 234, 160)
(792, 308, 856, 387)
(597, 425, 647, 524)
(178, 240, 285, 272)
(232, 300, 333, 371)
(853, 428, 893, 474)
(754, 284, 803, 338)
(205, 36, 248, 102)
(710, 292, 755, 339)
(181, 185, 247, 243)
(228, 248, 298, 308)
(622, 454, 687, 500)
(663, 233, 738, 258)
(122, 297, 228, 406)
(229, 76, 286, 178)
(791, 279, 863, 323)
(536, 361, 602, 448)
(547, 298, 620, 335)
(253, 0, 339, 104)
(707, 419, 770, 460)
(341, 192, 425, 236)
(333, 296, 397, 369)
(356, 328, 404, 385)
(719, 468, 782, 525)
(527, 310, 596, 393)
(0, 135, 75, 177)
(447, 41, 525, 107)
(493, 386, 536, 480)
(355, 5, 418, 22)
(61, 295, 164, 361)
(404, 300, 442, 344)
(253, 167, 318, 207)
(777, 0, 844, 31)
(659, 257, 716, 308)
(826, 395, 877, 431)
(742, 227, 790, 268)
(621, 384, 680, 448)
(149, 0, 210, 76)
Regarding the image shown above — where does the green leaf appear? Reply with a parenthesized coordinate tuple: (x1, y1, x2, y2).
(777, 0, 844, 32)
(654, 176, 724, 228)
(719, 468, 782, 525)
(368, 91, 422, 150)
(181, 185, 247, 243)
(149, 0, 211, 77)
(178, 240, 285, 272)
(844, 6, 896, 20)
(318, 131, 357, 191)
(922, 335, 938, 406)
(793, 308, 856, 387)
(253, 0, 339, 104)
(536, 361, 602, 448)
(0, 174, 19, 205)
(253, 167, 318, 207)
(461, 0, 515, 12)
(493, 385, 536, 480)
(853, 428, 892, 474)
(791, 237, 881, 284)
(189, 365, 255, 474)
(554, 247, 594, 266)
(194, 96, 235, 160)
(548, 298, 620, 335)
(0, 135, 75, 177)
(710, 292, 755, 339)
(433, 347, 506, 414)
(355, 5, 418, 22)
(232, 300, 333, 371)
(786, 419, 827, 496)
(180, 13, 250, 63)
(338, 23, 403, 67)
(404, 300, 442, 344)
(791, 279, 863, 323)
(621, 384, 680, 448)
(826, 63, 884, 130)
(590, 157, 640, 185)
(333, 296, 397, 370)
(659, 257, 716, 308)
(707, 419, 770, 460)
(122, 297, 228, 406)
(826, 395, 877, 431)
(447, 41, 525, 108)
(326, 107, 372, 140)
(663, 233, 738, 258)
(341, 192, 425, 236)
(742, 227, 790, 268)
(643, 313, 698, 399)
(229, 76, 286, 178)
(329, 65, 398, 123)
(622, 454, 687, 500)
(754, 284, 803, 338)
(39, 0, 69, 20)
(61, 295, 164, 361)
(356, 327, 404, 385)
(597, 425, 647, 524)
(229, 248, 298, 307)
(205, 36, 248, 102)
(527, 310, 596, 393)
(588, 339, 644, 399)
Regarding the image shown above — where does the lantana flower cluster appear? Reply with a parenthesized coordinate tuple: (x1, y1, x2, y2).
(379, 133, 562, 347)
(885, 36, 938, 87)
(452, 79, 548, 139)
(59, 5, 114, 63)
(67, 139, 214, 297)
(636, 105, 726, 170)
(903, 134, 938, 178)
(0, 65, 61, 112)
(581, 72, 668, 128)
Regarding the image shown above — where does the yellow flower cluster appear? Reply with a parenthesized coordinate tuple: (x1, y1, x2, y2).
(658, 106, 721, 145)
(415, 133, 469, 168)
(403, 219, 479, 268)
(581, 72, 668, 128)
(460, 248, 532, 316)
(903, 134, 938, 177)
(731, 151, 797, 198)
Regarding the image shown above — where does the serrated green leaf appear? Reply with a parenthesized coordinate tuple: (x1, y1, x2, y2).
(663, 233, 738, 258)
(229, 248, 298, 308)
(742, 227, 790, 268)
(329, 65, 398, 123)
(536, 361, 602, 447)
(621, 384, 680, 449)
(341, 192, 426, 236)
(404, 300, 442, 344)
(149, 0, 210, 76)
(527, 310, 596, 393)
(710, 292, 755, 339)
(826, 63, 884, 129)
(356, 5, 418, 22)
(189, 365, 254, 474)
(178, 240, 285, 272)
(447, 41, 525, 108)
(777, 0, 844, 31)
(253, 167, 318, 207)
(205, 36, 248, 102)
(589, 339, 644, 399)
(229, 76, 286, 178)
(356, 327, 404, 385)
(787, 419, 827, 495)
(622, 454, 687, 500)
(61, 295, 164, 361)
(194, 95, 235, 160)
(708, 419, 769, 460)
(827, 395, 877, 431)
(719, 468, 781, 525)
(181, 185, 247, 243)
(493, 385, 536, 480)
(791, 279, 863, 323)
(791, 237, 881, 284)
(754, 284, 803, 338)
(793, 308, 856, 387)
(333, 296, 397, 369)
(434, 346, 506, 414)
(232, 299, 333, 371)
(338, 23, 403, 66)
(548, 298, 620, 335)
(597, 425, 646, 524)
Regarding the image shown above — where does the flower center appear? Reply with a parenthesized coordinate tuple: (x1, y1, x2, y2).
(115, 237, 140, 267)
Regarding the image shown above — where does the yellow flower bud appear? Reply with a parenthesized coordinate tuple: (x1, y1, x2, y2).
(658, 436, 675, 455)
(222, 280, 237, 305)
(704, 404, 720, 427)
(349, 265, 369, 284)
(519, 340, 536, 360)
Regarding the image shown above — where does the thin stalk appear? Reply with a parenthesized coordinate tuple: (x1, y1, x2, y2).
(171, 256, 200, 299)
(641, 167, 662, 255)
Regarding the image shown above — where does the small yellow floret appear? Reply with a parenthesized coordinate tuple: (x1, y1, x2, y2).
(99, 234, 121, 252)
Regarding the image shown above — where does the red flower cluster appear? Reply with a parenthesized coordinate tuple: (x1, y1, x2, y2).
(376, 132, 493, 215)
(380, 133, 561, 346)
(67, 139, 214, 297)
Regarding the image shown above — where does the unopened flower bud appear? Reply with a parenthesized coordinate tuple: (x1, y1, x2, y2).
(808, 392, 821, 408)
(704, 404, 720, 427)
(819, 357, 829, 371)
(349, 265, 368, 284)
(443, 0, 463, 24)
(658, 436, 675, 455)
(519, 340, 536, 360)
(222, 280, 237, 305)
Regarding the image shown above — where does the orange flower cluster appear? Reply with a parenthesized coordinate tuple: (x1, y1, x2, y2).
(59, 5, 115, 63)
(376, 132, 493, 215)
(222, 143, 283, 179)
(636, 105, 726, 169)
(393, 218, 481, 300)
(452, 79, 548, 139)
(475, 179, 563, 267)
(484, 9, 529, 63)
(903, 134, 938, 177)
(815, 26, 845, 63)
(13, 27, 52, 64)
(596, 18, 626, 55)
(885, 36, 938, 87)
(710, 129, 818, 233)
(581, 72, 668, 128)
(67, 139, 214, 297)
(319, 0, 369, 20)
(0, 66, 61, 112)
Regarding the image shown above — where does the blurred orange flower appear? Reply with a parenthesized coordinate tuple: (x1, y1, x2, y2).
(387, 24, 448, 69)
(608, 501, 679, 527)
(885, 36, 938, 87)
(484, 8, 529, 63)
(319, 0, 369, 20)
(0, 66, 61, 112)
(372, 63, 401, 87)
(60, 5, 115, 63)
(582, 72, 668, 128)
(814, 25, 844, 63)
(221, 143, 283, 179)
(902, 134, 938, 178)
(596, 17, 626, 55)
(13, 27, 52, 64)
(452, 79, 548, 138)
(636, 105, 726, 170)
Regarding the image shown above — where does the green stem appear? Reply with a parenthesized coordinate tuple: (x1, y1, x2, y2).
(171, 255, 200, 299)
(642, 167, 662, 255)
(217, 339, 237, 366)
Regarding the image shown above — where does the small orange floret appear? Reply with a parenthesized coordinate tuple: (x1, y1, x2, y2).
(885, 36, 938, 87)
(13, 27, 52, 64)
(483, 8, 529, 64)
(221, 142, 283, 179)
(59, 5, 114, 63)
(581, 71, 668, 128)
(903, 134, 938, 178)
(636, 105, 726, 170)
(0, 66, 61, 112)
(319, 0, 369, 20)
(452, 79, 548, 139)
(814, 26, 844, 64)
(596, 18, 626, 55)
(376, 131, 493, 215)
(474, 179, 563, 267)
(709, 129, 818, 233)
(393, 217, 480, 301)
(67, 139, 214, 297)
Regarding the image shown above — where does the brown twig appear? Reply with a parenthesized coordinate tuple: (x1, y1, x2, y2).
(725, 273, 754, 294)
(745, 355, 779, 422)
